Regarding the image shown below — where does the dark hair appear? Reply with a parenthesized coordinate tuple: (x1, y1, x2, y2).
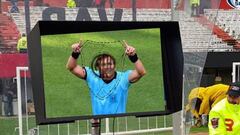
(191, 98, 202, 113)
(91, 53, 116, 77)
(27, 99, 33, 103)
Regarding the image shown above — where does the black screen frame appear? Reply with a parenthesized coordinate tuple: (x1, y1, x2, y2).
(28, 21, 183, 125)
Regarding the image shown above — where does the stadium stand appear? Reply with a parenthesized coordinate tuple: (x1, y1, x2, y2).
(204, 9, 240, 48)
(0, 13, 19, 53)
(8, 6, 234, 53)
(40, 0, 171, 8)
(177, 11, 232, 52)
(0, 1, 238, 54)
(0, 0, 35, 53)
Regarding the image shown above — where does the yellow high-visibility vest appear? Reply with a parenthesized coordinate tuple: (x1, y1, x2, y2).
(17, 36, 27, 51)
(209, 98, 240, 135)
(190, 0, 200, 5)
(67, 0, 76, 8)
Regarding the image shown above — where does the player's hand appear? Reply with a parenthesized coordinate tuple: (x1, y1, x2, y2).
(72, 40, 83, 53)
(122, 40, 136, 56)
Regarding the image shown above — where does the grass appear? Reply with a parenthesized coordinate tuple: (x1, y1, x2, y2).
(0, 115, 174, 135)
(41, 28, 165, 118)
(190, 126, 208, 133)
(0, 116, 209, 135)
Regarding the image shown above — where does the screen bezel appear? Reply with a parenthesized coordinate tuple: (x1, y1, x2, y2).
(28, 21, 183, 125)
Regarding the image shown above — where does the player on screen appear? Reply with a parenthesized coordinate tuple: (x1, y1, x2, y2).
(66, 40, 146, 115)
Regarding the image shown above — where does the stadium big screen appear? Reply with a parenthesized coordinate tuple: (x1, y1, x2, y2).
(28, 21, 183, 125)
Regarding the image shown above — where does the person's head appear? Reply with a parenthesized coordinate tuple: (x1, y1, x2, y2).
(190, 97, 202, 113)
(92, 53, 116, 80)
(186, 87, 204, 118)
(227, 82, 240, 104)
(27, 99, 32, 103)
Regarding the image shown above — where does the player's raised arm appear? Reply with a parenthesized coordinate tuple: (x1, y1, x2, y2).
(66, 41, 86, 79)
(122, 40, 146, 83)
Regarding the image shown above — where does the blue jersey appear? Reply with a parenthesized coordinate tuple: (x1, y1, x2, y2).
(85, 67, 132, 115)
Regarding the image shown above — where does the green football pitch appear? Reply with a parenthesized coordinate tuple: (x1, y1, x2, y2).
(40, 28, 166, 118)
(0, 116, 208, 135)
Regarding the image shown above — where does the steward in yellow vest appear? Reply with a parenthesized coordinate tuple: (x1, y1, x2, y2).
(17, 33, 27, 53)
(67, 0, 76, 8)
(209, 82, 240, 135)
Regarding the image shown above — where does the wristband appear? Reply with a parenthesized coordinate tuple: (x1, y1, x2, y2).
(128, 53, 138, 63)
(71, 52, 80, 59)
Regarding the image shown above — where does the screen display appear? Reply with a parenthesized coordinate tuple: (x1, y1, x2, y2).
(28, 21, 183, 124)
(41, 28, 165, 118)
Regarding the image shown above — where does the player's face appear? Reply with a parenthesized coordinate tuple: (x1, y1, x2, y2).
(228, 95, 240, 104)
(98, 56, 115, 80)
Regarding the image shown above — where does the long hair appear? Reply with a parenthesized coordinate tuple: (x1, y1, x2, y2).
(91, 53, 116, 78)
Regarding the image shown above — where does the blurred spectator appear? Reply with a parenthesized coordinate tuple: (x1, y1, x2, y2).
(175, 0, 184, 10)
(75, 0, 94, 7)
(199, 0, 211, 14)
(17, 33, 27, 53)
(109, 0, 114, 8)
(190, 0, 200, 17)
(10, 0, 19, 13)
(67, 0, 76, 8)
(27, 99, 35, 115)
(2, 90, 14, 116)
(186, 84, 229, 127)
